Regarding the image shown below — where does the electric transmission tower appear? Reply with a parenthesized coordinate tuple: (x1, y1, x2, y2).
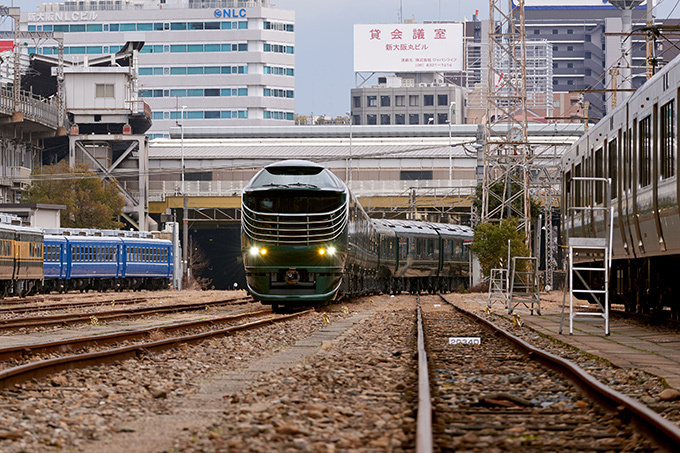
(482, 0, 531, 240)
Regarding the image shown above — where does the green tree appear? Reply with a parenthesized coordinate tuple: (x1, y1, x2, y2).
(470, 218, 530, 278)
(22, 161, 125, 229)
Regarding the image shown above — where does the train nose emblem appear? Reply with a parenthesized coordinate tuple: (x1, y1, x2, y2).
(285, 269, 300, 285)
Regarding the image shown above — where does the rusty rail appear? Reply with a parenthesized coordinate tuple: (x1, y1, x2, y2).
(0, 309, 272, 361)
(415, 294, 433, 453)
(0, 297, 253, 330)
(0, 309, 311, 389)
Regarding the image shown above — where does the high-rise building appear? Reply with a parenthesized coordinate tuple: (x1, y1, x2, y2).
(20, 0, 295, 138)
(524, 1, 650, 119)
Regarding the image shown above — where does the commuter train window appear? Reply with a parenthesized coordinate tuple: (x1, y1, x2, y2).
(660, 100, 675, 179)
(574, 164, 581, 207)
(427, 239, 434, 256)
(594, 148, 603, 204)
(639, 116, 652, 187)
(608, 139, 618, 199)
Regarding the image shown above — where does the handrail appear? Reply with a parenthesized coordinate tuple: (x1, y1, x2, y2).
(0, 86, 62, 130)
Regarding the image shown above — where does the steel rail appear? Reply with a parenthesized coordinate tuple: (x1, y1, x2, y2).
(0, 296, 149, 314)
(0, 295, 251, 315)
(0, 298, 253, 330)
(0, 310, 312, 389)
(440, 295, 680, 452)
(0, 309, 272, 362)
(415, 294, 433, 453)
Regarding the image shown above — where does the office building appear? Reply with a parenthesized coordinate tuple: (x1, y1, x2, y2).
(21, 0, 295, 138)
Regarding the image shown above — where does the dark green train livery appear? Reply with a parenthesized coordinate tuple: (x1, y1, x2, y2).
(241, 160, 473, 309)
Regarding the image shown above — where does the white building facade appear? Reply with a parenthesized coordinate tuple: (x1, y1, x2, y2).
(21, 0, 295, 138)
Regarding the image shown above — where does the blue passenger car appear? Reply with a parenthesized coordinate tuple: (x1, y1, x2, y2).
(122, 237, 174, 286)
(43, 235, 67, 287)
(42, 231, 173, 293)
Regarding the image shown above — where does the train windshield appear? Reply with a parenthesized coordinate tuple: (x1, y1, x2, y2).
(244, 191, 345, 214)
(249, 166, 342, 190)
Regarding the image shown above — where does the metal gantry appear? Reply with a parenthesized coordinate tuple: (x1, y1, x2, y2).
(482, 0, 531, 238)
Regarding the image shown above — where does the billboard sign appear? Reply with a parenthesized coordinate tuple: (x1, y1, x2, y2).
(354, 23, 463, 73)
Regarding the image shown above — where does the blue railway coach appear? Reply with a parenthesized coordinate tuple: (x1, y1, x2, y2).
(43, 232, 173, 293)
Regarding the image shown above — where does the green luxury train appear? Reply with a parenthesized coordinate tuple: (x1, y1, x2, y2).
(241, 160, 473, 310)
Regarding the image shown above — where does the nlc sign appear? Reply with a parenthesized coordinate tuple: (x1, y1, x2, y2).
(214, 8, 247, 18)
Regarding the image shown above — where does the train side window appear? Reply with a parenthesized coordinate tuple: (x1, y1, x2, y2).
(595, 148, 603, 204)
(639, 115, 652, 187)
(427, 239, 434, 256)
(623, 130, 629, 191)
(565, 170, 572, 208)
(574, 163, 582, 207)
(661, 100, 675, 179)
(608, 138, 617, 199)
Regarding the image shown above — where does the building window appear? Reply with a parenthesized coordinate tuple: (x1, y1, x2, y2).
(567, 46, 574, 51)
(409, 113, 419, 124)
(367, 96, 377, 107)
(409, 95, 419, 106)
(395, 113, 405, 124)
(380, 114, 391, 125)
(424, 95, 434, 106)
(533, 29, 540, 35)
(552, 29, 558, 34)
(437, 94, 448, 106)
(381, 95, 391, 107)
(585, 34, 591, 42)
(567, 29, 573, 34)
(96, 84, 114, 98)
(353, 115, 361, 125)
(400, 170, 433, 180)
(585, 51, 591, 59)
(367, 114, 377, 125)
(553, 45, 558, 52)
(567, 63, 573, 68)
(553, 62, 558, 69)
(353, 96, 361, 108)
(395, 95, 405, 107)
(437, 113, 448, 124)
(567, 80, 574, 86)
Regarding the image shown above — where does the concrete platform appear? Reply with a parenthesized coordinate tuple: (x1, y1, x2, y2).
(463, 294, 680, 391)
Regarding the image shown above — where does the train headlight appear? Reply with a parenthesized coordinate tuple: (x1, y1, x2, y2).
(318, 246, 336, 256)
(250, 246, 267, 256)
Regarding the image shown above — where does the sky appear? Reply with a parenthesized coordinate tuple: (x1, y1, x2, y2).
(9, 0, 680, 117)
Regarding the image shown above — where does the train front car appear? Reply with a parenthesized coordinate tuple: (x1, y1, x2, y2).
(241, 160, 349, 309)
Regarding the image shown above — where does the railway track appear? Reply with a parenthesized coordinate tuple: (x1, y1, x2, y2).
(0, 308, 310, 389)
(415, 294, 680, 452)
(0, 296, 253, 330)
(0, 296, 150, 315)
